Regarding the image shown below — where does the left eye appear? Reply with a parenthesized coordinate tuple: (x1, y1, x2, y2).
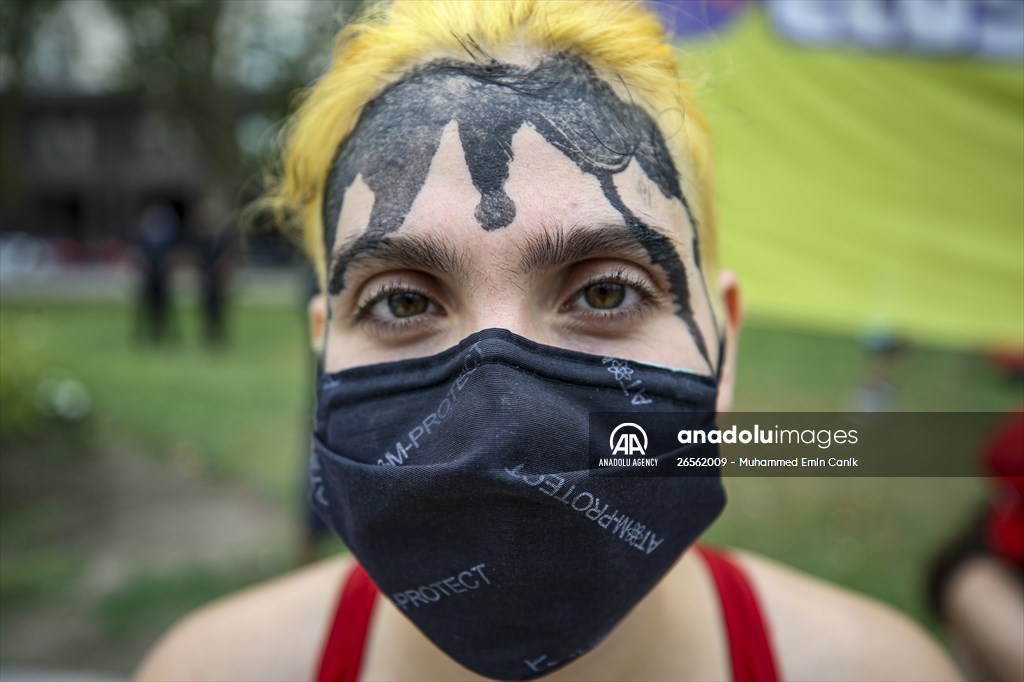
(582, 282, 627, 309)
(560, 265, 660, 323)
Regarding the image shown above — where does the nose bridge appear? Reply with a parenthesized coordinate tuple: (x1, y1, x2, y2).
(459, 252, 547, 344)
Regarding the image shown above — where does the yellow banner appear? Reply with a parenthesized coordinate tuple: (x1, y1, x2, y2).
(680, 9, 1023, 348)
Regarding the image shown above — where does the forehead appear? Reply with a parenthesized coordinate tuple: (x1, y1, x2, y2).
(322, 53, 690, 248)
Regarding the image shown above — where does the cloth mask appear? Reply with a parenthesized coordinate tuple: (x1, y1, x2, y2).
(311, 328, 725, 680)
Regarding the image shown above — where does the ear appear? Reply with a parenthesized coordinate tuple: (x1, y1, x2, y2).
(308, 293, 327, 356)
(715, 269, 742, 413)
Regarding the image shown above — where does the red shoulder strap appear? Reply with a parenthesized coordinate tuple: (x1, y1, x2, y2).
(317, 552, 777, 682)
(696, 545, 781, 682)
(315, 562, 379, 682)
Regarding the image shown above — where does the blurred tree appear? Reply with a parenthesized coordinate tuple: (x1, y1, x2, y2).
(0, 0, 64, 199)
(106, 0, 236, 193)
(105, 0, 364, 199)
(0, 0, 365, 233)
(0, 0, 65, 91)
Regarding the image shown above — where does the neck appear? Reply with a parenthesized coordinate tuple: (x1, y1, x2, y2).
(363, 547, 726, 681)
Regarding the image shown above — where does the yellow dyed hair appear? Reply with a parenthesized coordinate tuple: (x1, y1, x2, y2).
(263, 0, 717, 294)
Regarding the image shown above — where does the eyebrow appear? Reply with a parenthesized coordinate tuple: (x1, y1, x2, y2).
(513, 222, 670, 275)
(327, 222, 674, 295)
(328, 231, 471, 294)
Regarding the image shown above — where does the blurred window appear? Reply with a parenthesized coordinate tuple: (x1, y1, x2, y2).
(31, 116, 95, 162)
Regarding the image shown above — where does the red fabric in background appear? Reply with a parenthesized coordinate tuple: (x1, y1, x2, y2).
(985, 409, 1024, 565)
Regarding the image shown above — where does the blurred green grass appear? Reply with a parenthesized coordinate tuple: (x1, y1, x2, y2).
(1, 300, 310, 501)
(733, 317, 1021, 411)
(94, 551, 291, 641)
(0, 299, 1021, 669)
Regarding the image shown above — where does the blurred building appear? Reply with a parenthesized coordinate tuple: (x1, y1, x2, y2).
(0, 0, 341, 266)
(1, 91, 202, 246)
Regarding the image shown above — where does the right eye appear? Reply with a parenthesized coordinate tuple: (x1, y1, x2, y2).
(354, 281, 444, 331)
(372, 290, 432, 319)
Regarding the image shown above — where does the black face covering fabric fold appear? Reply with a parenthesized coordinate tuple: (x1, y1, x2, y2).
(311, 328, 725, 681)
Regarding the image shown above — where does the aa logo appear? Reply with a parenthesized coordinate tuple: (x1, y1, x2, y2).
(610, 423, 648, 456)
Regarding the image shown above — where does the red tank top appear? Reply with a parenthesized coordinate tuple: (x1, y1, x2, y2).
(316, 545, 780, 682)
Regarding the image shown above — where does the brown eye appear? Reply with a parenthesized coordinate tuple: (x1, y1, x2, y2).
(583, 282, 626, 309)
(387, 291, 430, 318)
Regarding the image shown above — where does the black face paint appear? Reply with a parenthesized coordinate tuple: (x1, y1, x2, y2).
(324, 53, 713, 365)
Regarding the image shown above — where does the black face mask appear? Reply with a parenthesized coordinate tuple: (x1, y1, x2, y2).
(311, 328, 725, 681)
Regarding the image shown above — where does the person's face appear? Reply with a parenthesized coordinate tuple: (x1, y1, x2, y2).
(310, 56, 740, 408)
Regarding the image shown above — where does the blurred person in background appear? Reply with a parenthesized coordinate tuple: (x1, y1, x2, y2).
(927, 409, 1024, 682)
(853, 331, 910, 413)
(188, 196, 236, 349)
(136, 2, 960, 681)
(133, 202, 180, 346)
